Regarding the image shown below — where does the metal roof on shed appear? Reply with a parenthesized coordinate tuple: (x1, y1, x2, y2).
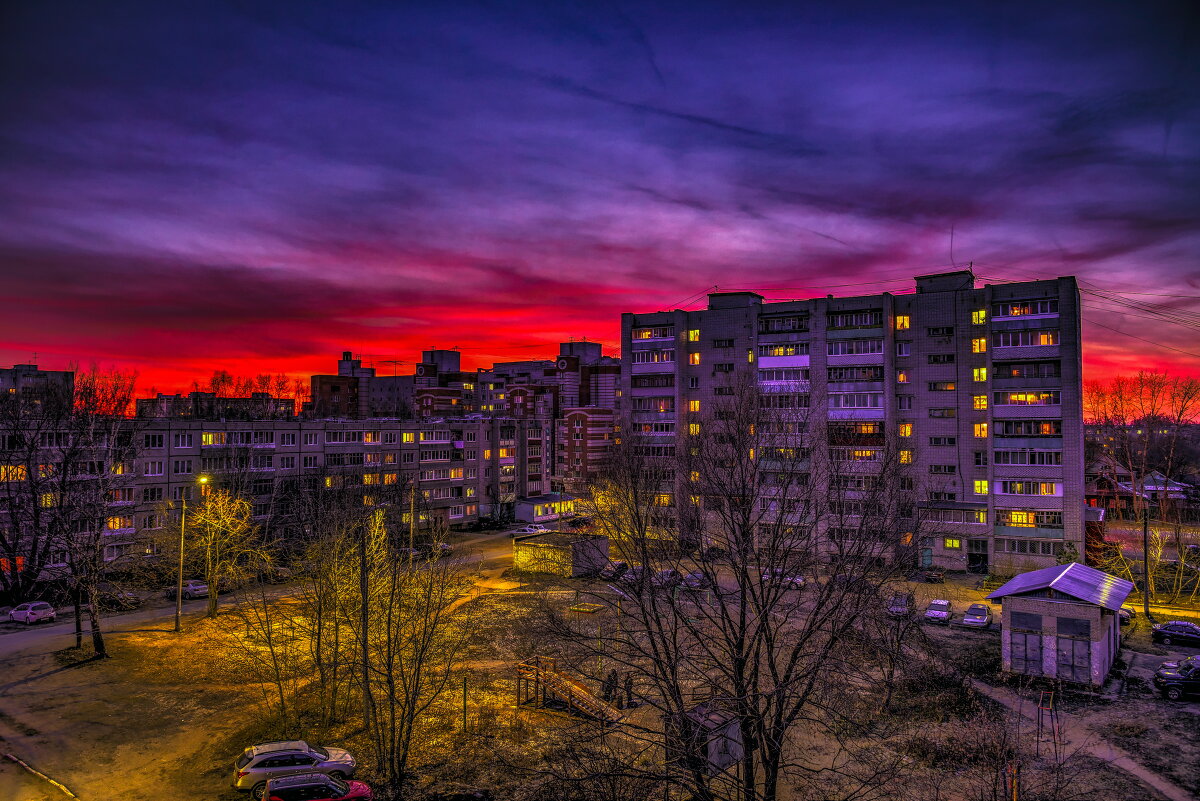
(986, 562, 1133, 611)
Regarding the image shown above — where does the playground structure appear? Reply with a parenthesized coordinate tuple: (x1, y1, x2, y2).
(515, 656, 623, 723)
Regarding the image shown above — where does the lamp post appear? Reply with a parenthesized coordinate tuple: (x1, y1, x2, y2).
(174, 475, 209, 633)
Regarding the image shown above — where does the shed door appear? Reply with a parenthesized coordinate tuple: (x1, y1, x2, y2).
(1011, 633, 1041, 676)
(1056, 638, 1091, 684)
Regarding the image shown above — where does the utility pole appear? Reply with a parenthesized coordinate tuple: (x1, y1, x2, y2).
(174, 494, 186, 633)
(1142, 503, 1151, 619)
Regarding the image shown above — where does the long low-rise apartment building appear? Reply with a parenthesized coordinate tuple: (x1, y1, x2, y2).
(3, 415, 552, 578)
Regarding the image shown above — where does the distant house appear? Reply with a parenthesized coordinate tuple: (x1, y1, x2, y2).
(987, 562, 1133, 687)
(1085, 461, 1196, 522)
(513, 532, 608, 577)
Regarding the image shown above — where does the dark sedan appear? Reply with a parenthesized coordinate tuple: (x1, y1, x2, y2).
(1151, 621, 1200, 648)
(1153, 656, 1200, 701)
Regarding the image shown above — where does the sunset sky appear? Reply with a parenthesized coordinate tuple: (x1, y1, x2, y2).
(2, 1, 1198, 392)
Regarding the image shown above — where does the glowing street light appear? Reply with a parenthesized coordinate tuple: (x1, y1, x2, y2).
(174, 474, 209, 633)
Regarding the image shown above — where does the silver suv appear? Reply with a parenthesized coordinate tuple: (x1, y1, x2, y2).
(233, 741, 357, 799)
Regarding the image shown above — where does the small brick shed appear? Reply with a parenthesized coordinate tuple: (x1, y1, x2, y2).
(986, 562, 1133, 687)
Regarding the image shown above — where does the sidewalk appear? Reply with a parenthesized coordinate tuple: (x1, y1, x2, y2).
(970, 680, 1192, 801)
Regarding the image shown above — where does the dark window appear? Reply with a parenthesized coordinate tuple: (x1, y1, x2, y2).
(927, 326, 954, 337)
(712, 338, 734, 348)
(1011, 612, 1042, 632)
(928, 354, 955, 364)
(1057, 618, 1091, 639)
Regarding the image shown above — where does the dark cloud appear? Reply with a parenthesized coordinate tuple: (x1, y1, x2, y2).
(1, 0, 1198, 383)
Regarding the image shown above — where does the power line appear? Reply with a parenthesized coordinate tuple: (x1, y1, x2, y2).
(1082, 315, 1200, 359)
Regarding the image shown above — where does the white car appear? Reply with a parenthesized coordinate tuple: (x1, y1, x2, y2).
(961, 603, 993, 629)
(924, 599, 952, 624)
(8, 602, 56, 625)
(510, 524, 550, 536)
(167, 579, 210, 600)
(762, 569, 805, 589)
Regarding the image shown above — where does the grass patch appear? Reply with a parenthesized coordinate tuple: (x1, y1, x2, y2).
(1105, 720, 1149, 738)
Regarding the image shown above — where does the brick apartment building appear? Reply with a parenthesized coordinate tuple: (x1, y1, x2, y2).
(620, 270, 1084, 572)
(2, 410, 550, 573)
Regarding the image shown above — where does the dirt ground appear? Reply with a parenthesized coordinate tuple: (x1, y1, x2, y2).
(1, 581, 1196, 801)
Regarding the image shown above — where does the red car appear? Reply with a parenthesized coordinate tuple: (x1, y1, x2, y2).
(266, 773, 372, 801)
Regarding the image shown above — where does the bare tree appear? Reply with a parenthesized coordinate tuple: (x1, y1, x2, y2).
(0, 375, 75, 606)
(185, 487, 271, 617)
(1086, 371, 1200, 604)
(537, 376, 922, 801)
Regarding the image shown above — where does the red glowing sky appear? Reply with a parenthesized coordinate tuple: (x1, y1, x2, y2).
(2, 2, 1198, 391)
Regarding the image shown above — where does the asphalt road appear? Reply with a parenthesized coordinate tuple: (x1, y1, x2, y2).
(0, 527, 521, 658)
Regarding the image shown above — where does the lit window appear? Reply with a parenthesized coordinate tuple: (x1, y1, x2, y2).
(972, 310, 987, 325)
(747, 349, 755, 363)
(973, 394, 988, 410)
(690, 471, 700, 482)
(402, 432, 415, 443)
(973, 367, 987, 382)
(688, 329, 700, 342)
(689, 423, 701, 436)
(898, 423, 913, 437)
(748, 448, 755, 460)
(900, 450, 913, 464)
(688, 400, 700, 412)
(974, 480, 989, 495)
(689, 352, 701, 365)
(895, 315, 911, 331)
(943, 537, 962, 549)
(974, 423, 988, 438)
(971, 338, 987, 353)
(897, 370, 909, 384)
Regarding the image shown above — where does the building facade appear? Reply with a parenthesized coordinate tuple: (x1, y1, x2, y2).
(620, 270, 1085, 572)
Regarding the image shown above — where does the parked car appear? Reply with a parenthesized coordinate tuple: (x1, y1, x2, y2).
(264, 773, 372, 801)
(960, 603, 993, 629)
(921, 569, 946, 584)
(761, 568, 805, 590)
(420, 542, 453, 558)
(618, 565, 646, 584)
(886, 592, 914, 618)
(96, 583, 141, 611)
(598, 561, 628, 580)
(681, 571, 712, 590)
(7, 601, 56, 625)
(258, 566, 294, 585)
(923, 599, 953, 624)
(697, 546, 727, 563)
(166, 579, 210, 600)
(234, 741, 358, 799)
(1118, 606, 1137, 626)
(1159, 654, 1200, 672)
(510, 525, 549, 537)
(651, 568, 684, 589)
(1153, 656, 1200, 701)
(1151, 621, 1200, 647)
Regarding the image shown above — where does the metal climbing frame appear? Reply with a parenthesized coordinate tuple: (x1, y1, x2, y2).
(515, 656, 622, 723)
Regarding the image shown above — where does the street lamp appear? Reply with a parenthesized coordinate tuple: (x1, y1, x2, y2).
(174, 475, 209, 633)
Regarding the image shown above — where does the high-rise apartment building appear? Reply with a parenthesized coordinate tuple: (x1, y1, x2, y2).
(620, 270, 1084, 572)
